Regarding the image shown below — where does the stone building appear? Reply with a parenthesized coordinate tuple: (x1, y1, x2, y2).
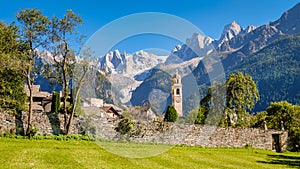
(82, 98, 104, 107)
(24, 85, 51, 112)
(81, 98, 122, 118)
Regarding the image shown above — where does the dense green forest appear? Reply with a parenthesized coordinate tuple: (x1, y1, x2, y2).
(231, 34, 300, 111)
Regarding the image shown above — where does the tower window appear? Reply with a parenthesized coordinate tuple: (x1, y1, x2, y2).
(176, 88, 180, 95)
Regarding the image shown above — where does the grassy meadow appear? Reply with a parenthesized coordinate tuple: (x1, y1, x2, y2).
(0, 137, 299, 169)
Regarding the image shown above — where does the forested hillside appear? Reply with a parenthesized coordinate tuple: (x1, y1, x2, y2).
(231, 34, 300, 111)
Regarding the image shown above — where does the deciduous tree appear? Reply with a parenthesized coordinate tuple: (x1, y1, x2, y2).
(15, 9, 49, 135)
(225, 72, 259, 126)
(48, 10, 83, 134)
(200, 72, 259, 127)
(66, 49, 91, 135)
(0, 22, 26, 113)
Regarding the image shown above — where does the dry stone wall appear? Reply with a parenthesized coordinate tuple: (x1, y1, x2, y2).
(0, 112, 288, 150)
(131, 121, 288, 150)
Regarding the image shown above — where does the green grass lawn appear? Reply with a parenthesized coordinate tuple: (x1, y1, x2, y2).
(0, 137, 299, 169)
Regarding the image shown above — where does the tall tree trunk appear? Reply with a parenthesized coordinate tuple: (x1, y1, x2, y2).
(66, 71, 87, 135)
(26, 66, 33, 136)
(62, 62, 69, 134)
(62, 37, 70, 134)
(66, 87, 79, 135)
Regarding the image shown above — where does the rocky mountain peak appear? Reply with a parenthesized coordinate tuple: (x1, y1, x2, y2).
(271, 2, 300, 34)
(219, 21, 242, 43)
(100, 50, 125, 73)
(172, 45, 182, 53)
(242, 25, 258, 34)
(185, 32, 213, 49)
(99, 49, 165, 76)
(166, 33, 214, 63)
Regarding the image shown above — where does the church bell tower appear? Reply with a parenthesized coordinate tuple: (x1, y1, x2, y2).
(172, 71, 183, 117)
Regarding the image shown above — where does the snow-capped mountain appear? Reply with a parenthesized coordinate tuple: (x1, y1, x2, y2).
(99, 49, 166, 76)
(125, 50, 167, 77)
(215, 3, 300, 56)
(100, 50, 126, 74)
(98, 50, 167, 103)
(186, 32, 214, 49)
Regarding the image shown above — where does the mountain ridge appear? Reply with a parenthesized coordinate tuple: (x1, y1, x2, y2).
(131, 2, 300, 113)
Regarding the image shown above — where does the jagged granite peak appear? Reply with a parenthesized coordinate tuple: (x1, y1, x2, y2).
(186, 32, 214, 49)
(166, 33, 214, 63)
(241, 25, 258, 34)
(271, 2, 300, 34)
(219, 21, 242, 45)
(100, 49, 126, 73)
(172, 45, 182, 53)
(195, 2, 300, 84)
(220, 23, 281, 65)
(36, 50, 55, 65)
(217, 22, 282, 54)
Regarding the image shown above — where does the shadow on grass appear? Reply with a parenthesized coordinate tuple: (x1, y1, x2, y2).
(258, 154, 300, 168)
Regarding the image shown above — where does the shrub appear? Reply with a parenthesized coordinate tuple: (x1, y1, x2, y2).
(115, 118, 134, 135)
(164, 105, 178, 122)
(265, 101, 300, 151)
(80, 116, 96, 136)
(28, 126, 38, 138)
(0, 133, 96, 141)
(250, 111, 267, 128)
(185, 106, 209, 124)
(51, 92, 60, 113)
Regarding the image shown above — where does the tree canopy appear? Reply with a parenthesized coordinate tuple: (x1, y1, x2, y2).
(226, 72, 259, 111)
(0, 22, 26, 113)
(264, 101, 300, 151)
(164, 105, 178, 122)
(16, 8, 49, 135)
(48, 10, 83, 134)
(198, 72, 259, 127)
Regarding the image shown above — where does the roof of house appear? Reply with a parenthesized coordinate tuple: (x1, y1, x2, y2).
(103, 103, 122, 112)
(81, 105, 121, 118)
(24, 85, 51, 98)
(102, 106, 120, 116)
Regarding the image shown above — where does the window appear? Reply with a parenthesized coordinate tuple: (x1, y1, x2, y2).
(176, 88, 180, 95)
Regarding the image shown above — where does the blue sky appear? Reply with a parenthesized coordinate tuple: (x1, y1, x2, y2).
(0, 0, 299, 55)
